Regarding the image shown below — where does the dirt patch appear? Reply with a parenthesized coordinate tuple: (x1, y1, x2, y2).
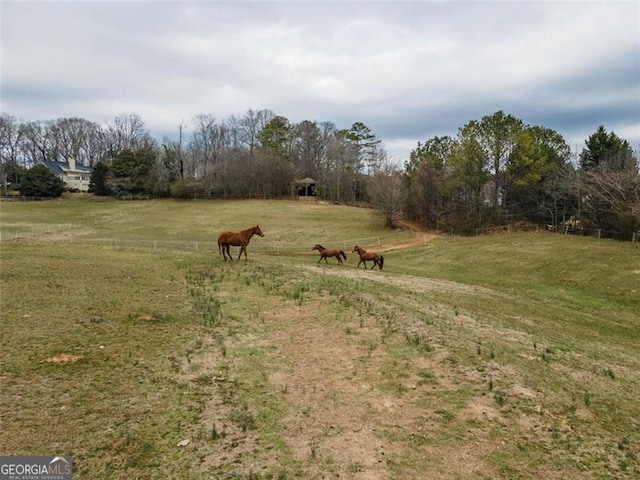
(44, 353, 82, 364)
(255, 299, 505, 478)
(377, 219, 440, 253)
(265, 323, 399, 478)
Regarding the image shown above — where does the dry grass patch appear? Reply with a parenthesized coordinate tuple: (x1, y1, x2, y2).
(44, 353, 83, 364)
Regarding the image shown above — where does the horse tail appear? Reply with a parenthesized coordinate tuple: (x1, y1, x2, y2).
(340, 250, 347, 260)
(379, 255, 384, 270)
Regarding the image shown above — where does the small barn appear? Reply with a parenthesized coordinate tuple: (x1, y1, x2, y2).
(293, 177, 316, 198)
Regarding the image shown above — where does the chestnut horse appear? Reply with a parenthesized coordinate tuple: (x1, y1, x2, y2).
(218, 225, 264, 261)
(312, 244, 347, 265)
(352, 245, 384, 270)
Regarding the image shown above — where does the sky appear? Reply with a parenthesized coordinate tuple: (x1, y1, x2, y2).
(1, 1, 639, 164)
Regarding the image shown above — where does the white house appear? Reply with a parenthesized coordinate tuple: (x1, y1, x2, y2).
(43, 158, 92, 192)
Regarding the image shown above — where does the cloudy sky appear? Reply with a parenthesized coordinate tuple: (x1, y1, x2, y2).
(2, 1, 638, 163)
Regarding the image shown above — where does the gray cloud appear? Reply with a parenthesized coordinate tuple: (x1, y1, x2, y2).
(2, 1, 638, 162)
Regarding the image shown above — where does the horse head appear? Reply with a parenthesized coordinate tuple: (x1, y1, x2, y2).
(313, 244, 324, 251)
(255, 225, 265, 237)
(352, 245, 361, 254)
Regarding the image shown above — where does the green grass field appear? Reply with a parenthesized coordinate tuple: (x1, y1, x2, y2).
(1, 196, 639, 479)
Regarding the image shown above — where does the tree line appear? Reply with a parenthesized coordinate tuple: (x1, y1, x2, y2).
(1, 110, 638, 238)
(0, 110, 383, 203)
(402, 112, 638, 238)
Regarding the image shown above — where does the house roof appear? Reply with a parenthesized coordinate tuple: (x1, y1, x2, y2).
(43, 161, 66, 174)
(43, 160, 92, 174)
(293, 177, 315, 185)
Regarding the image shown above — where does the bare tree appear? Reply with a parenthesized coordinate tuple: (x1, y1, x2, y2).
(190, 114, 231, 182)
(47, 117, 106, 166)
(580, 164, 640, 235)
(0, 113, 23, 191)
(291, 120, 325, 179)
(238, 108, 274, 155)
(18, 120, 53, 166)
(367, 155, 404, 227)
(104, 114, 154, 157)
(162, 120, 186, 180)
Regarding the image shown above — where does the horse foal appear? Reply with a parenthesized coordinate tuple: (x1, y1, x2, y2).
(352, 245, 384, 270)
(312, 244, 347, 265)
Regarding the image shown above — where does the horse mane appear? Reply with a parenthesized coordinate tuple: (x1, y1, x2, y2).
(315, 244, 325, 250)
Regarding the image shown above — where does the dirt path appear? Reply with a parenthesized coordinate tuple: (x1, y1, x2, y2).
(375, 219, 440, 253)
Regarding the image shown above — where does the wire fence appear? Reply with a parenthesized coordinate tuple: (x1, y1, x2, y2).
(0, 228, 415, 256)
(552, 227, 639, 243)
(2, 219, 637, 250)
(447, 224, 639, 244)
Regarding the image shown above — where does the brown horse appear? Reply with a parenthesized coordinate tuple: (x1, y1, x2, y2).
(218, 225, 264, 261)
(312, 244, 347, 265)
(352, 245, 384, 270)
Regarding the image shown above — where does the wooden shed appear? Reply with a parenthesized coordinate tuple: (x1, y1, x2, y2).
(293, 177, 316, 197)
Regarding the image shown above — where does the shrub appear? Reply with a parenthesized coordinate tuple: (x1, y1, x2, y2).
(19, 164, 64, 197)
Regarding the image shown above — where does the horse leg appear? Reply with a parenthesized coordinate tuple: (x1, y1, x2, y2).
(225, 245, 232, 261)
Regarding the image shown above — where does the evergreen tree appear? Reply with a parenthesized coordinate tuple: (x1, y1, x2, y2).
(109, 148, 157, 196)
(19, 164, 64, 197)
(580, 126, 634, 171)
(89, 161, 110, 195)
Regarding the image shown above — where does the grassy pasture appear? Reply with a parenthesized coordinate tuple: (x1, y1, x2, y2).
(1, 196, 639, 479)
